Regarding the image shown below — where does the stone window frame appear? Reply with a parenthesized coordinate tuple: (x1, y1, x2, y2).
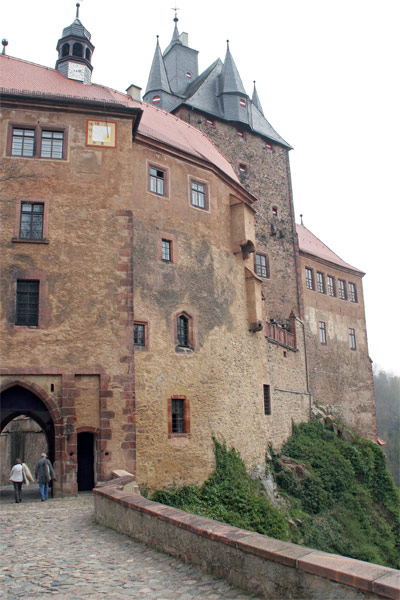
(12, 197, 50, 244)
(327, 275, 336, 297)
(173, 310, 195, 353)
(7, 122, 68, 161)
(263, 384, 271, 416)
(189, 178, 209, 212)
(157, 231, 177, 264)
(148, 162, 169, 198)
(349, 328, 357, 351)
(338, 279, 347, 300)
(167, 395, 191, 437)
(133, 320, 149, 351)
(305, 267, 314, 290)
(348, 282, 358, 303)
(316, 271, 325, 294)
(9, 269, 50, 329)
(254, 253, 270, 278)
(319, 321, 327, 345)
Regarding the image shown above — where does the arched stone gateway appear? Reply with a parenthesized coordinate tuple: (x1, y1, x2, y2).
(0, 381, 66, 495)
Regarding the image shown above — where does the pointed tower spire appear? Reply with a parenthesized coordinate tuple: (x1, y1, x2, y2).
(145, 36, 171, 98)
(220, 41, 246, 95)
(171, 6, 180, 43)
(55, 3, 94, 83)
(252, 81, 264, 115)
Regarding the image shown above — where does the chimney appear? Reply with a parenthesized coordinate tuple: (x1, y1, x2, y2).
(179, 32, 189, 47)
(126, 84, 142, 102)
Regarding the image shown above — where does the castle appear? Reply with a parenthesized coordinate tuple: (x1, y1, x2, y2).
(0, 8, 376, 494)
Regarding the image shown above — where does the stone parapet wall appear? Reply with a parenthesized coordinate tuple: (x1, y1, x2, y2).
(94, 479, 399, 600)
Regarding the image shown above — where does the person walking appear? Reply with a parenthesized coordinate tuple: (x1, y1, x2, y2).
(34, 453, 56, 501)
(9, 458, 24, 503)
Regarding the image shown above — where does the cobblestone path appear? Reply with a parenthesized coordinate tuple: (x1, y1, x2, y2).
(0, 492, 259, 599)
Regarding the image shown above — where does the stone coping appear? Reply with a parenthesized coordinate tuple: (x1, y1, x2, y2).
(93, 479, 400, 600)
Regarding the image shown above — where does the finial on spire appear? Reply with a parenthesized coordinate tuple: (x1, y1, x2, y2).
(171, 5, 180, 23)
(76, 3, 80, 18)
(226, 39, 230, 49)
(1, 39, 8, 55)
(300, 214, 304, 225)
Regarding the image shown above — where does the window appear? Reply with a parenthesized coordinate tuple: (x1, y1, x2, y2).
(239, 163, 248, 175)
(319, 321, 327, 344)
(190, 180, 208, 210)
(338, 279, 347, 300)
(19, 203, 44, 239)
(264, 142, 273, 152)
(263, 385, 271, 415)
(255, 253, 269, 278)
(205, 118, 215, 128)
(272, 206, 278, 217)
(236, 130, 246, 140)
(15, 280, 39, 326)
(134, 323, 145, 347)
(348, 282, 358, 303)
(305, 267, 314, 290)
(149, 166, 166, 196)
(161, 239, 171, 262)
(12, 128, 35, 157)
(152, 95, 161, 104)
(349, 328, 356, 350)
(185, 72, 192, 80)
(327, 275, 335, 297)
(316, 272, 325, 294)
(168, 395, 190, 436)
(239, 98, 246, 108)
(41, 131, 64, 159)
(177, 315, 189, 347)
(8, 124, 67, 160)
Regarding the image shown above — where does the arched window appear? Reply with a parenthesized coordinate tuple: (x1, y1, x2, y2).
(85, 48, 91, 61)
(62, 43, 70, 57)
(72, 43, 83, 57)
(177, 315, 189, 347)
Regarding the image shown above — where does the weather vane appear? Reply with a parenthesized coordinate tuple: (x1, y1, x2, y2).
(171, 5, 180, 22)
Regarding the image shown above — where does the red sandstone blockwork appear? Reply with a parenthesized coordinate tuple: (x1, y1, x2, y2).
(94, 479, 400, 600)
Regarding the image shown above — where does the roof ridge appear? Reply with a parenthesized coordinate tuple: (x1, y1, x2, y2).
(0, 53, 56, 72)
(297, 224, 363, 273)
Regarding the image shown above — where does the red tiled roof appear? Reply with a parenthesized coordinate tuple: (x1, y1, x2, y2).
(0, 54, 239, 184)
(296, 224, 363, 274)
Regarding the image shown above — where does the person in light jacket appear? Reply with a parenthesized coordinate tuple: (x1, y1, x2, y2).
(34, 453, 56, 502)
(9, 458, 26, 503)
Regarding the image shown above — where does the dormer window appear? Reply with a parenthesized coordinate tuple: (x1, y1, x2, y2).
(152, 95, 161, 105)
(185, 72, 192, 80)
(72, 42, 83, 57)
(239, 98, 246, 108)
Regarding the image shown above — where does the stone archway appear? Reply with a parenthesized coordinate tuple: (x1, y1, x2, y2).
(0, 381, 63, 494)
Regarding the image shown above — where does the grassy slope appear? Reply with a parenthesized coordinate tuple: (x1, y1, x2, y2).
(151, 425, 400, 569)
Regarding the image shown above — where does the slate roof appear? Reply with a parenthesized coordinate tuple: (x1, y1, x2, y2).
(296, 224, 364, 275)
(61, 18, 91, 41)
(144, 24, 291, 148)
(0, 54, 240, 185)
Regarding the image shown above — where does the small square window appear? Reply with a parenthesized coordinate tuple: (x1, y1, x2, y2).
(264, 142, 273, 152)
(263, 385, 271, 415)
(349, 328, 356, 350)
(12, 128, 35, 157)
(305, 267, 314, 290)
(348, 282, 358, 303)
(236, 130, 246, 140)
(255, 253, 269, 278)
(327, 275, 335, 297)
(205, 118, 215, 128)
(149, 166, 166, 196)
(19, 203, 44, 239)
(41, 131, 64, 159)
(338, 279, 347, 300)
(134, 321, 148, 349)
(316, 272, 325, 294)
(319, 321, 327, 344)
(16, 280, 39, 326)
(190, 180, 208, 210)
(161, 239, 171, 262)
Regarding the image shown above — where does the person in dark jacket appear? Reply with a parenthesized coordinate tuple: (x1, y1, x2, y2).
(34, 453, 56, 501)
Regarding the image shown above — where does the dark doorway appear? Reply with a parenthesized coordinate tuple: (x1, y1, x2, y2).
(77, 432, 95, 491)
